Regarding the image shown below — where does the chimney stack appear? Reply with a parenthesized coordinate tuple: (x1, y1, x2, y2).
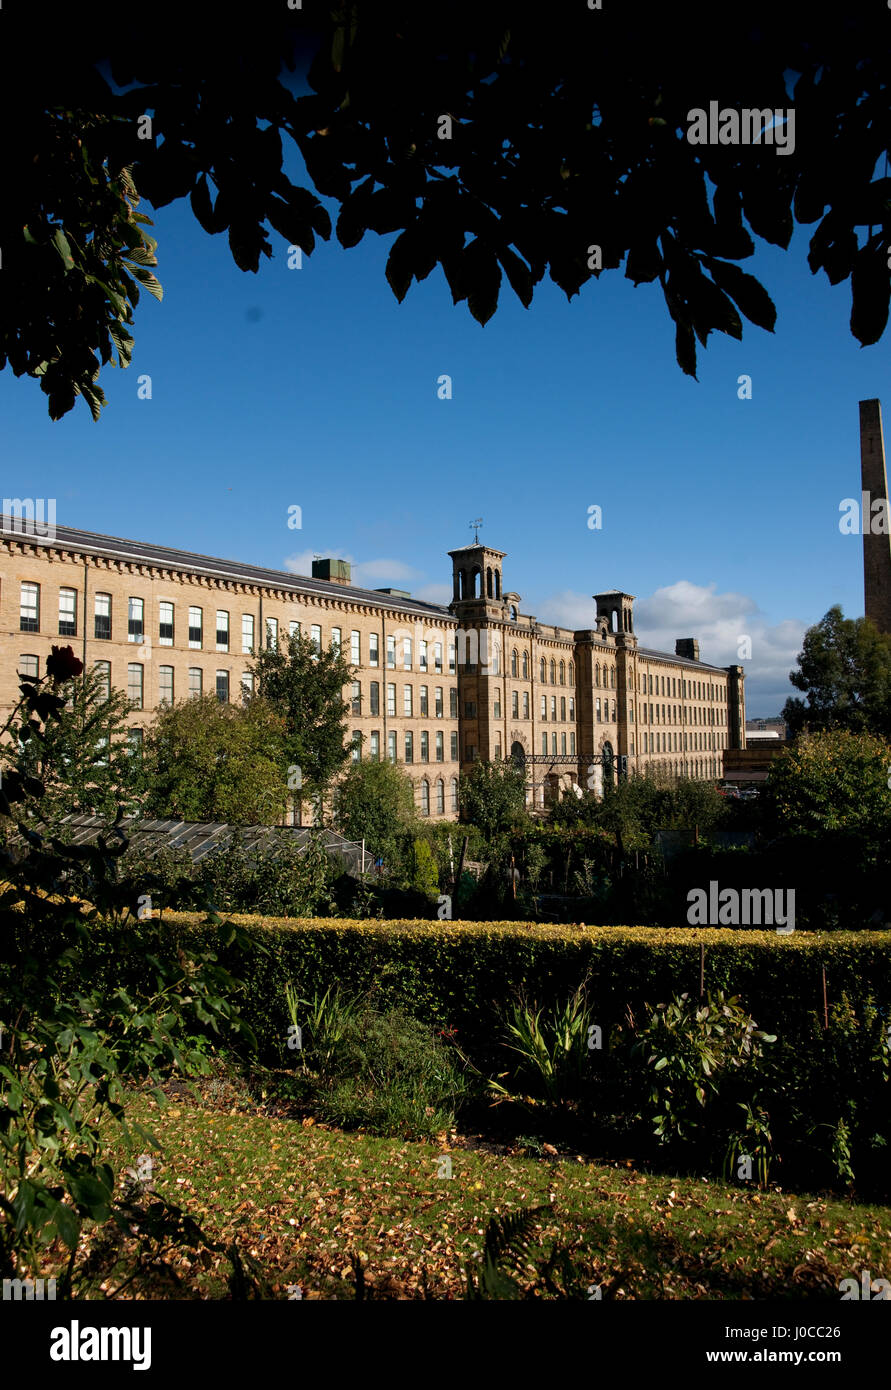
(675, 637, 700, 662)
(859, 399, 891, 634)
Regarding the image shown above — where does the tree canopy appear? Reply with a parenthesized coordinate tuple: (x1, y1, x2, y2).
(3, 0, 890, 418)
(783, 606, 891, 738)
(250, 630, 354, 799)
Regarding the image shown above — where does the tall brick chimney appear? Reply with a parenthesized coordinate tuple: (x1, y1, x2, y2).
(860, 399, 891, 634)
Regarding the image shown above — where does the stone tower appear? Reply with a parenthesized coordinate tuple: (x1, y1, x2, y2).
(860, 398, 891, 634)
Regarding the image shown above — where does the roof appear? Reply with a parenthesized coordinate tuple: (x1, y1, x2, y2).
(0, 517, 454, 622)
(636, 645, 729, 673)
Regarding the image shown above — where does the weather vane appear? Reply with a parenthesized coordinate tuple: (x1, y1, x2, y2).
(470, 517, 483, 543)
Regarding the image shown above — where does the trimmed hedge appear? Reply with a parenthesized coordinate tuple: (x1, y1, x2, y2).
(149, 914, 891, 1062)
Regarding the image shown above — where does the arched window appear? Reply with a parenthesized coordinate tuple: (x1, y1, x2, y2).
(472, 567, 482, 598)
(540, 657, 546, 682)
(511, 648, 518, 677)
(436, 778, 445, 814)
(450, 777, 459, 812)
(550, 659, 556, 684)
(569, 661, 574, 683)
(420, 779, 430, 816)
(610, 668, 616, 688)
(559, 660, 565, 684)
(486, 567, 493, 598)
(495, 572, 502, 599)
(595, 663, 601, 687)
(522, 651, 529, 679)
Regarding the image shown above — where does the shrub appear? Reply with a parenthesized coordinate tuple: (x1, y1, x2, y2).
(493, 987, 596, 1106)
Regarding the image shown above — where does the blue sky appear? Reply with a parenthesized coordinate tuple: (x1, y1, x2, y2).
(2, 146, 888, 717)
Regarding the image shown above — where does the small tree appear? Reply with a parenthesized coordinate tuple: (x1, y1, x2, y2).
(251, 630, 353, 803)
(142, 694, 288, 824)
(783, 606, 891, 738)
(8, 657, 139, 832)
(764, 729, 891, 840)
(458, 759, 528, 841)
(333, 761, 418, 876)
(411, 838, 440, 899)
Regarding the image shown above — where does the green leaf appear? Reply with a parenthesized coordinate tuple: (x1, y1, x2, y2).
(704, 258, 777, 332)
(53, 227, 74, 270)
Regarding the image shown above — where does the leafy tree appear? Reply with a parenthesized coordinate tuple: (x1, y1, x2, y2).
(8, 658, 140, 832)
(410, 838, 440, 899)
(332, 760, 418, 874)
(250, 631, 353, 802)
(764, 728, 891, 840)
(5, 1, 891, 417)
(459, 759, 528, 841)
(782, 607, 891, 738)
(141, 694, 289, 824)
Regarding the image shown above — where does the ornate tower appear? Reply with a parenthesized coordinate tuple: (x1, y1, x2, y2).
(592, 590, 637, 649)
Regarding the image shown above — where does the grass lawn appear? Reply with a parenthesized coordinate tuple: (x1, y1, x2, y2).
(77, 1077, 891, 1300)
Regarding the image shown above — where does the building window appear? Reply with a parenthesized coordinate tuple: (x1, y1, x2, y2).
(351, 730, 361, 763)
(560, 660, 566, 683)
(542, 733, 547, 754)
(351, 630, 361, 665)
(523, 692, 530, 719)
(189, 668, 203, 699)
(435, 687, 444, 718)
(596, 698, 602, 722)
(402, 637, 411, 670)
(561, 697, 566, 721)
(351, 681, 361, 715)
(157, 601, 174, 646)
(550, 696, 557, 720)
(420, 640, 428, 671)
(387, 683, 396, 717)
(436, 778, 445, 813)
(569, 661, 574, 683)
(310, 624, 321, 654)
(494, 690, 501, 718)
(369, 633, 379, 666)
(370, 731, 380, 762)
(189, 607, 203, 649)
(421, 731, 429, 762)
(464, 700, 477, 719)
(369, 682, 380, 716)
(415, 685, 426, 717)
(265, 617, 278, 650)
(550, 659, 556, 683)
(216, 611, 229, 651)
(540, 696, 547, 719)
(241, 671, 254, 703)
(436, 731, 444, 762)
(511, 649, 518, 677)
(387, 636, 396, 668)
(569, 697, 575, 720)
(158, 665, 174, 706)
(58, 587, 77, 637)
(512, 691, 520, 718)
(387, 731, 397, 763)
(570, 732, 576, 754)
(240, 613, 254, 653)
(94, 593, 113, 641)
(128, 597, 144, 643)
(216, 670, 230, 703)
(466, 740, 476, 761)
(420, 779, 430, 816)
(434, 641, 443, 673)
(330, 627, 341, 653)
(522, 652, 528, 679)
(448, 640, 456, 674)
(94, 661, 111, 698)
(127, 728, 143, 758)
(127, 663, 144, 709)
(404, 686, 413, 717)
(561, 733, 567, 754)
(289, 620, 300, 643)
(540, 658, 546, 682)
(610, 668, 616, 689)
(449, 687, 458, 719)
(551, 733, 557, 755)
(450, 777, 459, 811)
(18, 653, 39, 679)
(450, 731, 458, 761)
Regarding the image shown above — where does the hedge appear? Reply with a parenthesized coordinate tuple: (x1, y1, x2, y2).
(146, 914, 891, 1063)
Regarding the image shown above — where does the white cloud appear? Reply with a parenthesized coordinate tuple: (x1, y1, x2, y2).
(535, 580, 807, 719)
